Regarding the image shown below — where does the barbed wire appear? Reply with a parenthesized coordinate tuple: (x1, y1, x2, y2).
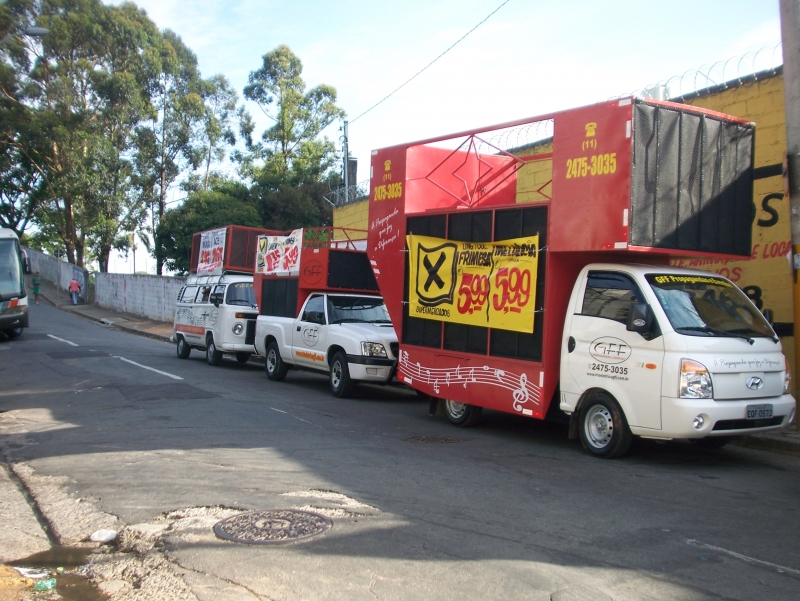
(629, 42, 782, 101)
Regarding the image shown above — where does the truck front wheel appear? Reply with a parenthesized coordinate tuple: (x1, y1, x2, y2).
(578, 392, 632, 458)
(330, 351, 354, 398)
(176, 336, 191, 359)
(265, 341, 288, 381)
(443, 399, 482, 427)
(206, 336, 223, 366)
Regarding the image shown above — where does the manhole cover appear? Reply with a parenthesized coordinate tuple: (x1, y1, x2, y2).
(407, 436, 459, 444)
(213, 510, 332, 545)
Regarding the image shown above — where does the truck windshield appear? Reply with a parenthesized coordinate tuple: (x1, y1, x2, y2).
(226, 282, 256, 307)
(646, 274, 775, 341)
(328, 296, 391, 324)
(0, 238, 24, 301)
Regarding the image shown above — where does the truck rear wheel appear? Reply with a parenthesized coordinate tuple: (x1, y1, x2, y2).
(330, 351, 354, 398)
(265, 341, 288, 381)
(443, 399, 482, 427)
(578, 392, 632, 458)
(176, 336, 191, 359)
(206, 336, 222, 366)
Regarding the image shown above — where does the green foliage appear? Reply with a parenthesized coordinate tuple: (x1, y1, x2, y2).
(156, 178, 261, 275)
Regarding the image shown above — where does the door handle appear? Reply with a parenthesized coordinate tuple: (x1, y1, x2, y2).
(297, 326, 301, 331)
(567, 336, 576, 353)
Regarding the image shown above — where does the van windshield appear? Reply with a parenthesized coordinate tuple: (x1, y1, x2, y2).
(646, 274, 775, 341)
(226, 282, 256, 307)
(328, 296, 391, 324)
(0, 239, 23, 300)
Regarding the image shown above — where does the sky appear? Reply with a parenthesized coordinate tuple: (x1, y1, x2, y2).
(105, 0, 782, 273)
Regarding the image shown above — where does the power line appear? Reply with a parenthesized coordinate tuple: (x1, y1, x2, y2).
(350, 0, 513, 124)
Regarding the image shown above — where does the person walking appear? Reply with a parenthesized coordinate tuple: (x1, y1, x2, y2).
(68, 277, 81, 305)
(32, 271, 42, 304)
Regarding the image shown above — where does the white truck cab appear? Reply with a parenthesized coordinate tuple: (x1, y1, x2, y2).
(172, 273, 260, 365)
(255, 292, 399, 397)
(560, 264, 795, 456)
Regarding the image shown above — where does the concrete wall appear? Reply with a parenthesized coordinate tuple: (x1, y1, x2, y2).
(24, 247, 89, 298)
(95, 273, 185, 323)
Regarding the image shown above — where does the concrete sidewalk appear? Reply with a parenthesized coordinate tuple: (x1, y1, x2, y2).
(25, 273, 800, 456)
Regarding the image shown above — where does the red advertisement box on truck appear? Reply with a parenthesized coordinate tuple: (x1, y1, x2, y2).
(367, 97, 796, 458)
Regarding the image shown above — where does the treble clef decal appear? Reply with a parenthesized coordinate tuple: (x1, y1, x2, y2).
(512, 373, 529, 411)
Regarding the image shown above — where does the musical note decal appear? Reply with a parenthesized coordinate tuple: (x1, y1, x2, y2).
(397, 351, 540, 412)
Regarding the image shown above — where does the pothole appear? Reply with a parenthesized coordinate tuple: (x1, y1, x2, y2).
(213, 509, 332, 545)
(9, 547, 108, 601)
(407, 435, 459, 443)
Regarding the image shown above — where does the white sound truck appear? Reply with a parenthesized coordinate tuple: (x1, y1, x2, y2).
(366, 98, 796, 458)
(172, 225, 280, 365)
(253, 228, 399, 397)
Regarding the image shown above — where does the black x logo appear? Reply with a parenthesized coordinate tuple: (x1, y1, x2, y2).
(423, 252, 446, 291)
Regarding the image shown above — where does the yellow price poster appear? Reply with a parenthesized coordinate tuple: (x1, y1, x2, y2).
(407, 235, 539, 333)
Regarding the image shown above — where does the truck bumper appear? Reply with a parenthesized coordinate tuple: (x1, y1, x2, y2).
(0, 306, 28, 330)
(346, 355, 396, 383)
(652, 394, 796, 439)
(221, 342, 258, 354)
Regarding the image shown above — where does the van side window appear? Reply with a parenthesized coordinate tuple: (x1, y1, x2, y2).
(196, 286, 212, 303)
(180, 286, 198, 303)
(302, 295, 326, 324)
(581, 272, 643, 324)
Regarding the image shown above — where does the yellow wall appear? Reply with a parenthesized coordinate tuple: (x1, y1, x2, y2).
(332, 200, 370, 235)
(515, 141, 553, 204)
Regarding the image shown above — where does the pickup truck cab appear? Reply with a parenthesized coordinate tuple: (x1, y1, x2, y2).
(255, 292, 398, 397)
(173, 273, 260, 365)
(559, 264, 795, 455)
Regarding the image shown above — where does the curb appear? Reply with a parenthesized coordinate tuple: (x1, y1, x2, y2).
(732, 434, 800, 456)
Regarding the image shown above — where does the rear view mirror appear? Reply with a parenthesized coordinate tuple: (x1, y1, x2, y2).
(210, 292, 223, 307)
(627, 303, 653, 334)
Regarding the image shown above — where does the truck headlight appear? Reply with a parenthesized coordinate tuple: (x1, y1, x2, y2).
(784, 357, 792, 394)
(361, 342, 387, 357)
(232, 322, 244, 335)
(680, 359, 713, 399)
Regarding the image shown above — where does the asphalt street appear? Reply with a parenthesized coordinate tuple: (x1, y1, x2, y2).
(1, 302, 799, 600)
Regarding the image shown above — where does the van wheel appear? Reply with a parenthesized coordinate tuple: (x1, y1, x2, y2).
(690, 436, 734, 450)
(176, 336, 191, 359)
(206, 337, 222, 366)
(443, 399, 482, 427)
(330, 351, 354, 398)
(578, 392, 632, 458)
(235, 352, 251, 364)
(265, 341, 288, 381)
(5, 327, 23, 339)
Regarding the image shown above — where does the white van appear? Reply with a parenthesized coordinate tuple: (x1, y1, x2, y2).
(172, 273, 259, 365)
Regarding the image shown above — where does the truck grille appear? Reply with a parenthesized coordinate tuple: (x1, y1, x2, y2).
(245, 320, 256, 345)
(712, 416, 784, 431)
(390, 342, 399, 359)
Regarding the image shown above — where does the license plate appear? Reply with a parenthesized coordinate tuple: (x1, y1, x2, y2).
(746, 404, 773, 419)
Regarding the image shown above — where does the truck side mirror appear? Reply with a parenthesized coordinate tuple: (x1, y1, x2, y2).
(626, 303, 653, 334)
(763, 308, 774, 325)
(210, 292, 222, 307)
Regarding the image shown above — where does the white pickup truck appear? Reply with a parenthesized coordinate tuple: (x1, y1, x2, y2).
(254, 292, 399, 397)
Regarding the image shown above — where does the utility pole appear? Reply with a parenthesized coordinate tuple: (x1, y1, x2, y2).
(342, 120, 349, 204)
(781, 0, 800, 397)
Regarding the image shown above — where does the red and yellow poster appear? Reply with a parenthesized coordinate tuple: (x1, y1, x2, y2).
(407, 234, 539, 333)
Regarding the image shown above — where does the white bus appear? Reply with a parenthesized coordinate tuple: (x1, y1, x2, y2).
(0, 228, 29, 338)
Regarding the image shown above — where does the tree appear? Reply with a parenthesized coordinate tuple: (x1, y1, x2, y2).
(197, 74, 239, 190)
(140, 29, 204, 274)
(155, 177, 261, 275)
(242, 45, 343, 230)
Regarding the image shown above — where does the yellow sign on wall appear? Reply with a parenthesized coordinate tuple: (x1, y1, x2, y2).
(407, 234, 539, 333)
